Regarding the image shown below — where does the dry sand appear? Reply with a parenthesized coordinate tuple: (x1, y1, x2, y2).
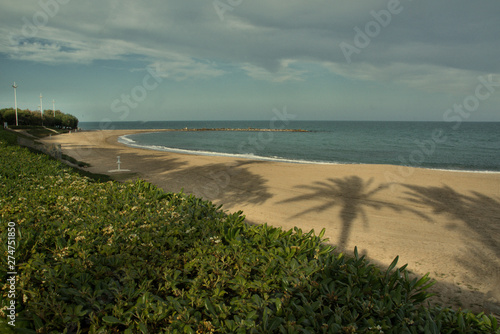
(41, 129, 500, 315)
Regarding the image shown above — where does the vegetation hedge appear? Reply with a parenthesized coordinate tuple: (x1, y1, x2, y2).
(0, 128, 498, 333)
(0, 108, 78, 129)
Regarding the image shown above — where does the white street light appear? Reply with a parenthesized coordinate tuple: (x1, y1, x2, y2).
(40, 93, 43, 125)
(12, 82, 18, 126)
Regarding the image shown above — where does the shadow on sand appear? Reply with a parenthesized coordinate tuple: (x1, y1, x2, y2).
(278, 176, 500, 313)
(57, 140, 273, 208)
(403, 184, 500, 312)
(158, 160, 273, 209)
(62, 144, 189, 173)
(279, 175, 431, 249)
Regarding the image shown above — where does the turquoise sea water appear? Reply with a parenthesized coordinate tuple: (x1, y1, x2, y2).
(79, 121, 500, 172)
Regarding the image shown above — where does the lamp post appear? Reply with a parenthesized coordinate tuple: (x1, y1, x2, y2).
(12, 82, 18, 126)
(40, 94, 43, 125)
(52, 99, 55, 117)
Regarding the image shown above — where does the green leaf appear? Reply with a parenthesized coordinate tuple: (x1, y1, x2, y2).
(75, 304, 88, 317)
(491, 314, 498, 330)
(457, 312, 465, 331)
(385, 256, 399, 277)
(318, 228, 326, 239)
(102, 316, 125, 325)
(33, 314, 44, 330)
(274, 298, 282, 312)
(205, 298, 217, 316)
(183, 325, 194, 334)
(138, 322, 148, 334)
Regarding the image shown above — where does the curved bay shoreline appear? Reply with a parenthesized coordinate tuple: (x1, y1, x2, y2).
(42, 129, 500, 316)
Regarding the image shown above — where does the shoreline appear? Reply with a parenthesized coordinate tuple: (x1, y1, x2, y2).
(177, 127, 309, 132)
(81, 127, 309, 132)
(117, 131, 500, 174)
(41, 129, 500, 315)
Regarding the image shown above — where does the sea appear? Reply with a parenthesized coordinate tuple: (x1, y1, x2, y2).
(79, 121, 500, 172)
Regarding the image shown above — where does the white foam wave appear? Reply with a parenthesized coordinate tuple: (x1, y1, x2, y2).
(118, 135, 500, 172)
(118, 135, 340, 165)
(426, 168, 500, 174)
(118, 135, 137, 144)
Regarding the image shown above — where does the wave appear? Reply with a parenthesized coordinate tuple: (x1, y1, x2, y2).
(118, 135, 341, 165)
(118, 135, 137, 144)
(118, 135, 500, 173)
(426, 167, 500, 174)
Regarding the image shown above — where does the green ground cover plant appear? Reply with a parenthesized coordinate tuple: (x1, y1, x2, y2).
(0, 128, 498, 333)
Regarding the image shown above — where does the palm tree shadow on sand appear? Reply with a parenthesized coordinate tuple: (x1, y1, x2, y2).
(403, 184, 500, 310)
(159, 160, 273, 209)
(279, 176, 431, 249)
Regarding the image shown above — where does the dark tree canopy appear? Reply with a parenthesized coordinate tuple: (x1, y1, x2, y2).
(0, 108, 79, 129)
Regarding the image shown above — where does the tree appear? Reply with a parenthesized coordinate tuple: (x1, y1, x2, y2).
(1, 109, 16, 125)
(0, 107, 78, 128)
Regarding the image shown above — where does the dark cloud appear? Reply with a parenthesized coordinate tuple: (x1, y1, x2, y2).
(1, 1, 499, 83)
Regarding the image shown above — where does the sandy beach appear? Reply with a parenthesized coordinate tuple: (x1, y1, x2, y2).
(40, 129, 500, 315)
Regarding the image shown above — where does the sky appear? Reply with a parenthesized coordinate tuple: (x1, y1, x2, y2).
(0, 0, 499, 123)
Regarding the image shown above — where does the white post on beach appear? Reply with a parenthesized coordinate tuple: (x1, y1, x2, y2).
(108, 156, 130, 173)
